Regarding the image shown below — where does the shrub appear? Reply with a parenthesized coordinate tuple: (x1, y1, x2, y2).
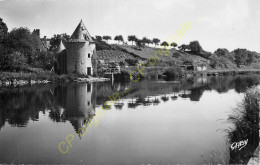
(201, 51, 212, 59)
(133, 46, 141, 51)
(210, 59, 218, 68)
(172, 52, 181, 58)
(214, 48, 229, 57)
(178, 44, 190, 51)
(32, 51, 55, 70)
(226, 87, 260, 164)
(95, 40, 113, 51)
(171, 42, 177, 48)
(0, 51, 27, 71)
(163, 66, 182, 79)
(119, 61, 125, 67)
(125, 58, 138, 66)
(161, 41, 169, 48)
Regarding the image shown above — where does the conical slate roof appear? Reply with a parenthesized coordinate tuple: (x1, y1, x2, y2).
(70, 20, 93, 42)
(55, 40, 65, 54)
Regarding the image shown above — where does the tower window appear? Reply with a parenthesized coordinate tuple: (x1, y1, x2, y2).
(88, 53, 90, 58)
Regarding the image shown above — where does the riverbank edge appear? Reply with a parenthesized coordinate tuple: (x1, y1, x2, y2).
(0, 72, 110, 87)
(247, 144, 259, 165)
(1, 69, 260, 87)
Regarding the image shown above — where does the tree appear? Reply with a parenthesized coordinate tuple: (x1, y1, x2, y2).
(141, 37, 148, 46)
(189, 40, 203, 54)
(114, 35, 124, 44)
(234, 49, 248, 66)
(135, 39, 144, 49)
(147, 38, 152, 47)
(0, 17, 8, 43)
(170, 42, 177, 48)
(247, 51, 258, 64)
(95, 35, 102, 42)
(141, 37, 152, 47)
(128, 35, 137, 45)
(214, 48, 229, 57)
(102, 35, 111, 43)
(152, 38, 160, 47)
(161, 41, 169, 48)
(202, 51, 212, 59)
(178, 44, 190, 52)
(4, 27, 36, 64)
(49, 33, 70, 51)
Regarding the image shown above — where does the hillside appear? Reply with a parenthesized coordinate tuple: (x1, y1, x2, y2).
(96, 41, 210, 67)
(96, 41, 144, 62)
(97, 50, 141, 62)
(96, 41, 260, 70)
(118, 45, 211, 67)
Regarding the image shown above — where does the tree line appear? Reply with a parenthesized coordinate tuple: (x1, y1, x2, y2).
(0, 18, 59, 71)
(1, 17, 259, 72)
(94, 35, 179, 49)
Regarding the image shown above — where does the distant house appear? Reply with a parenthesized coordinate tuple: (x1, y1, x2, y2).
(179, 61, 208, 71)
(195, 64, 207, 71)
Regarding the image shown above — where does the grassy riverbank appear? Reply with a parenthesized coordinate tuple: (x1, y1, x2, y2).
(1, 68, 260, 87)
(226, 86, 260, 164)
(0, 71, 109, 86)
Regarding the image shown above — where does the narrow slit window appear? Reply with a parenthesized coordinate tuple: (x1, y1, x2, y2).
(88, 53, 90, 58)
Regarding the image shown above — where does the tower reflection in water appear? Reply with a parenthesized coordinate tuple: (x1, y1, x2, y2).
(53, 83, 96, 136)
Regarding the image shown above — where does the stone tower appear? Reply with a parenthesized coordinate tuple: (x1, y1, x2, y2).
(66, 20, 96, 75)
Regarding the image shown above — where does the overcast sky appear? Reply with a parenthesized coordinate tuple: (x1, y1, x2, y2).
(0, 0, 259, 52)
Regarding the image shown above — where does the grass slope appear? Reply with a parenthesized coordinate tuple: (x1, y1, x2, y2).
(96, 42, 260, 70)
(119, 45, 209, 66)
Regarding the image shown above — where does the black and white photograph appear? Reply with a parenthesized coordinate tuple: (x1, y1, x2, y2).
(0, 0, 259, 164)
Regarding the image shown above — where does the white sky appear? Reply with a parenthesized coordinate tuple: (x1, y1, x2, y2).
(0, 0, 259, 52)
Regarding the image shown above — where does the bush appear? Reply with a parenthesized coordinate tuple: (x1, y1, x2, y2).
(125, 58, 138, 66)
(172, 52, 181, 58)
(226, 87, 260, 164)
(214, 48, 229, 57)
(0, 51, 27, 71)
(95, 40, 113, 51)
(32, 51, 55, 70)
(209, 59, 218, 68)
(132, 46, 141, 51)
(201, 51, 212, 59)
(119, 61, 125, 67)
(163, 66, 182, 79)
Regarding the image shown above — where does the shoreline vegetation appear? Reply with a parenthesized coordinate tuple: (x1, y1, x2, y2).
(1, 68, 260, 87)
(226, 86, 260, 164)
(0, 71, 110, 87)
(1, 17, 260, 87)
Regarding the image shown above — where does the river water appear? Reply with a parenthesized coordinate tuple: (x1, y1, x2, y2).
(0, 75, 259, 164)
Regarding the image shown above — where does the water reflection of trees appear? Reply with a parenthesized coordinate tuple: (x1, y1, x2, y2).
(0, 75, 260, 131)
(0, 85, 57, 129)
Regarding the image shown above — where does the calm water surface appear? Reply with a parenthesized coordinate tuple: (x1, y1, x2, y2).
(0, 75, 259, 164)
